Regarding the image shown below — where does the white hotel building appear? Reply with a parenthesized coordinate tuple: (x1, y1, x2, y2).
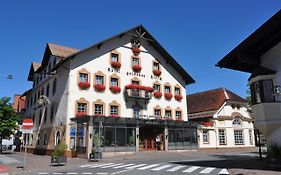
(23, 25, 197, 157)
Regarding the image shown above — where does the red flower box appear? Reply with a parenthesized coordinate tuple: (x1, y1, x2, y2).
(110, 114, 120, 118)
(164, 93, 173, 100)
(76, 112, 86, 117)
(145, 86, 154, 92)
(111, 61, 121, 68)
(174, 94, 183, 101)
(78, 82, 90, 89)
(132, 64, 142, 72)
(94, 84, 106, 92)
(94, 114, 105, 117)
(132, 48, 141, 55)
(125, 84, 153, 92)
(109, 86, 121, 93)
(153, 70, 162, 76)
(201, 121, 214, 127)
(125, 84, 137, 89)
(153, 91, 162, 98)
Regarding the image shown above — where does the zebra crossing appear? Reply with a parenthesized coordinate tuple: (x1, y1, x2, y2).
(79, 162, 229, 174)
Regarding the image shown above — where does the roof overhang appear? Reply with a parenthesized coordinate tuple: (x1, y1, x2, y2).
(216, 10, 281, 78)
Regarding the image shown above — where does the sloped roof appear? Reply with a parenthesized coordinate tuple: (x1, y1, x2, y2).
(47, 43, 79, 58)
(57, 25, 195, 85)
(27, 61, 41, 81)
(187, 88, 246, 114)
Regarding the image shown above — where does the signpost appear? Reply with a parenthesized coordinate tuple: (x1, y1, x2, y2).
(22, 119, 33, 169)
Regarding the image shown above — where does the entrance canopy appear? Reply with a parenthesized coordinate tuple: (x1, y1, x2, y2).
(70, 115, 197, 128)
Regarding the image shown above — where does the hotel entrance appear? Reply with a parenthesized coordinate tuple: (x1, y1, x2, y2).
(139, 126, 164, 151)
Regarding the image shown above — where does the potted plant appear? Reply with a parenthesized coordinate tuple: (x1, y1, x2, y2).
(89, 133, 103, 161)
(164, 93, 173, 100)
(132, 64, 142, 72)
(94, 84, 106, 92)
(111, 61, 121, 69)
(51, 143, 68, 166)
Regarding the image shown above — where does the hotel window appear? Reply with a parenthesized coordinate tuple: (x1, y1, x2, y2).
(94, 104, 103, 115)
(249, 130, 253, 145)
(95, 75, 104, 85)
(77, 103, 87, 113)
(234, 130, 244, 145)
(153, 84, 161, 92)
(165, 110, 172, 118)
(132, 80, 140, 96)
(132, 57, 139, 65)
(154, 109, 161, 117)
(79, 73, 88, 82)
(218, 129, 226, 145)
(153, 62, 160, 70)
(175, 87, 181, 95)
(111, 53, 119, 62)
(175, 111, 182, 119)
(164, 86, 171, 93)
(250, 80, 275, 105)
(203, 130, 209, 144)
(110, 105, 118, 115)
(233, 118, 242, 126)
(111, 78, 118, 86)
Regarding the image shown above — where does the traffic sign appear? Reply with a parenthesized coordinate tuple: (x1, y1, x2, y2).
(22, 119, 33, 129)
(22, 129, 33, 134)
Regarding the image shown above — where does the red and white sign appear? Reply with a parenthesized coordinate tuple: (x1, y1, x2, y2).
(22, 119, 33, 129)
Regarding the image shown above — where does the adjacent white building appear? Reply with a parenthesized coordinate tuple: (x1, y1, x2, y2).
(187, 88, 255, 148)
(217, 11, 281, 146)
(23, 25, 197, 157)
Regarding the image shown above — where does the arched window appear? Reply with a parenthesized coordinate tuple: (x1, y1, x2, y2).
(233, 118, 242, 126)
(55, 131, 61, 146)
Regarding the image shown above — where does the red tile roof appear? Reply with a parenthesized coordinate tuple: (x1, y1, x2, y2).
(187, 88, 246, 114)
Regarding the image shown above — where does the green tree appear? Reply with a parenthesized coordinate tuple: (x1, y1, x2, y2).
(0, 97, 20, 154)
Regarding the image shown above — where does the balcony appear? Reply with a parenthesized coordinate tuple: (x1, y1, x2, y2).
(125, 84, 153, 101)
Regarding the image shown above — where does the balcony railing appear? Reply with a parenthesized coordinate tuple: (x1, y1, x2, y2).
(125, 84, 153, 101)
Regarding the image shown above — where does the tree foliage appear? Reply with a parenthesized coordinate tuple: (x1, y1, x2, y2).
(0, 97, 20, 139)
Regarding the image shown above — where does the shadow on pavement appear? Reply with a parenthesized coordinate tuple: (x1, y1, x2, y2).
(172, 154, 281, 172)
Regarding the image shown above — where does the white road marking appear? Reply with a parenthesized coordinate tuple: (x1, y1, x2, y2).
(138, 164, 160, 170)
(101, 163, 124, 168)
(38, 173, 49, 175)
(200, 167, 215, 174)
(80, 164, 94, 168)
(90, 163, 115, 168)
(67, 173, 78, 175)
(112, 164, 135, 169)
(219, 168, 230, 175)
(111, 169, 129, 175)
(151, 165, 173, 171)
(125, 164, 147, 169)
(166, 165, 186, 172)
(182, 166, 201, 173)
(82, 173, 93, 175)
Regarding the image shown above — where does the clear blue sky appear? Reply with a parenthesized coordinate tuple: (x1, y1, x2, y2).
(0, 1, 280, 101)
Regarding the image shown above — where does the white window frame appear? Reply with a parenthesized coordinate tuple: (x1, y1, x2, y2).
(95, 75, 104, 85)
(79, 73, 88, 82)
(94, 104, 103, 115)
(77, 103, 87, 113)
(218, 129, 227, 145)
(164, 86, 171, 93)
(154, 109, 161, 117)
(234, 130, 244, 145)
(110, 105, 118, 115)
(203, 130, 209, 144)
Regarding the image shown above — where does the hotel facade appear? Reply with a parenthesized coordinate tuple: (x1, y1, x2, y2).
(23, 25, 197, 157)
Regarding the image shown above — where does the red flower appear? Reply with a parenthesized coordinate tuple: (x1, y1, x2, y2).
(110, 114, 120, 118)
(164, 93, 173, 100)
(145, 86, 154, 92)
(132, 48, 141, 55)
(174, 94, 183, 101)
(94, 84, 106, 92)
(78, 82, 90, 89)
(153, 70, 162, 76)
(76, 112, 86, 117)
(109, 86, 121, 93)
(153, 91, 162, 98)
(125, 84, 137, 89)
(111, 61, 121, 68)
(94, 114, 105, 117)
(201, 121, 214, 127)
(132, 64, 142, 72)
